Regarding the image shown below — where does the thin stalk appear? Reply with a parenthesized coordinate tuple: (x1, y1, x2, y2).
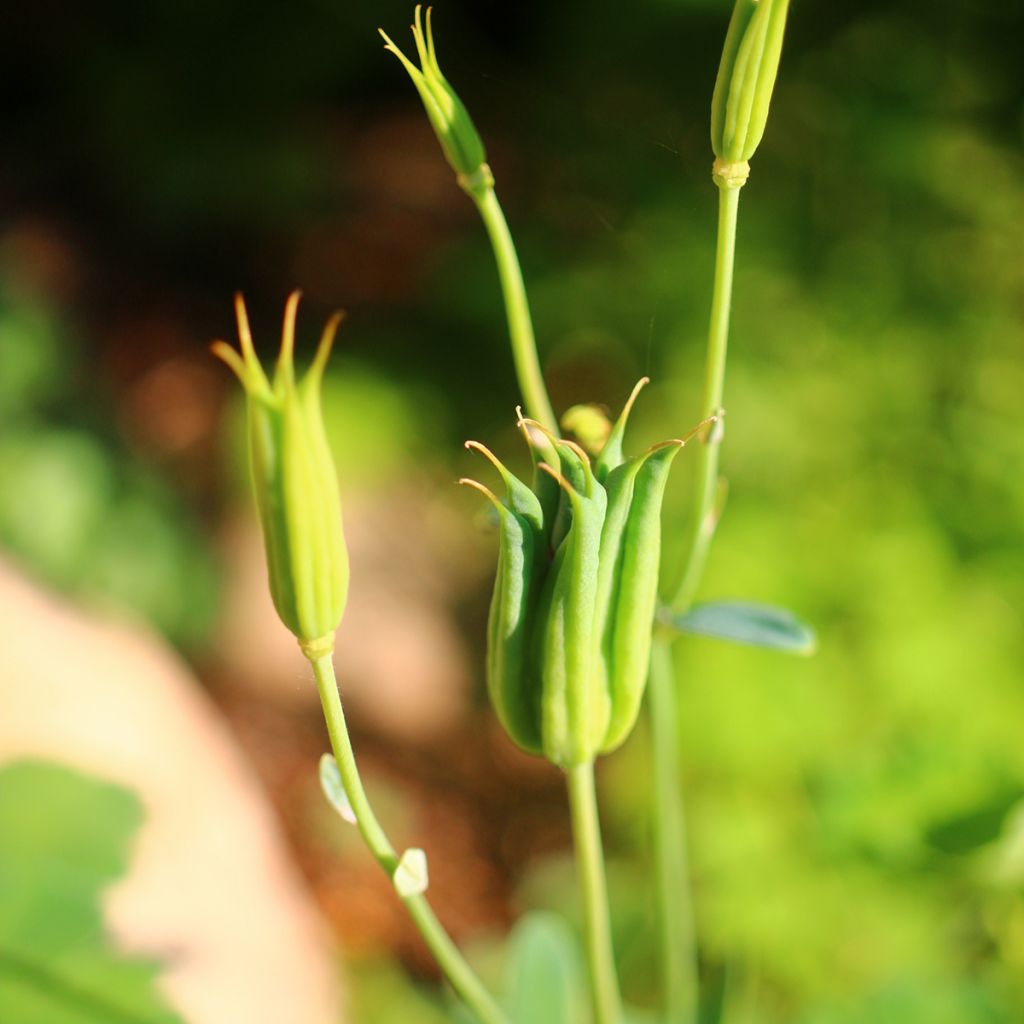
(649, 179, 744, 1024)
(310, 653, 507, 1024)
(648, 638, 698, 1024)
(670, 182, 742, 613)
(566, 762, 622, 1024)
(468, 183, 559, 435)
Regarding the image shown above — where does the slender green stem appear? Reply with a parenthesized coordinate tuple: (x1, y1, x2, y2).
(648, 638, 698, 1024)
(310, 653, 507, 1024)
(468, 182, 559, 435)
(648, 178, 745, 1024)
(566, 762, 622, 1024)
(670, 182, 743, 613)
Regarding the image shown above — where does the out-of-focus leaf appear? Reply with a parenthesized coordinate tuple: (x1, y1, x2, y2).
(796, 977, 1007, 1023)
(0, 429, 113, 579)
(0, 291, 68, 418)
(983, 800, 1024, 885)
(0, 759, 181, 1023)
(0, 427, 217, 647)
(665, 601, 816, 655)
(924, 791, 1021, 856)
(504, 912, 589, 1024)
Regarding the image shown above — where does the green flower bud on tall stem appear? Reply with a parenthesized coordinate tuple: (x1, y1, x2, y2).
(213, 292, 349, 659)
(379, 5, 489, 186)
(710, 0, 791, 187)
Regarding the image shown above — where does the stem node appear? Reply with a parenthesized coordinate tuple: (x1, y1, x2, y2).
(309, 654, 507, 1024)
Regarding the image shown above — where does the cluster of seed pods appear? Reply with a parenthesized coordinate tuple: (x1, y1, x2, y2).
(463, 381, 710, 767)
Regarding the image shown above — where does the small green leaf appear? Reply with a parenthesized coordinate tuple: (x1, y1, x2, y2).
(503, 912, 589, 1024)
(318, 753, 356, 825)
(393, 849, 429, 898)
(666, 601, 816, 655)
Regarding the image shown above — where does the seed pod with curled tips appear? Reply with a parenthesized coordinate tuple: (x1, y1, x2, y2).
(462, 444, 545, 754)
(212, 293, 349, 659)
(464, 381, 701, 766)
(711, 0, 791, 185)
(517, 409, 561, 555)
(379, 6, 488, 184)
(594, 377, 649, 482)
(534, 445, 610, 766)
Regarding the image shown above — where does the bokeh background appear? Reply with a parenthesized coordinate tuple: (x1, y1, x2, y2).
(2, 0, 1023, 1021)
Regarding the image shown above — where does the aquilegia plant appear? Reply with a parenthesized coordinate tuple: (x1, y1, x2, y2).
(217, 4, 812, 1023)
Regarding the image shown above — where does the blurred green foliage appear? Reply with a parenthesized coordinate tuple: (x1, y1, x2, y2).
(0, 760, 180, 1023)
(503, 912, 589, 1024)
(0, 276, 218, 646)
(3, 0, 1023, 1021)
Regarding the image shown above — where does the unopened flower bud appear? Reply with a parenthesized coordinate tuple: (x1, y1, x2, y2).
(711, 0, 791, 183)
(380, 6, 488, 186)
(213, 292, 349, 658)
(560, 404, 613, 457)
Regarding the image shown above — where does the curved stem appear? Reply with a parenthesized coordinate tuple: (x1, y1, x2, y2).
(468, 183, 559, 435)
(566, 762, 622, 1024)
(310, 653, 507, 1024)
(670, 182, 742, 612)
(648, 638, 698, 1024)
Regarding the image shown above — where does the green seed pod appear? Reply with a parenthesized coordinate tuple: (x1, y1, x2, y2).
(517, 409, 561, 555)
(380, 6, 488, 185)
(462, 443, 545, 754)
(213, 293, 349, 658)
(594, 377, 649, 482)
(535, 446, 609, 766)
(465, 382, 697, 766)
(601, 441, 684, 752)
(710, 0, 791, 184)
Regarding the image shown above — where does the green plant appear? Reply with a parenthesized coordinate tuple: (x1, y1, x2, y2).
(217, 3, 815, 1022)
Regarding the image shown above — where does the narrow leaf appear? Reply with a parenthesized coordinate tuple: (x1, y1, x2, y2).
(318, 753, 356, 825)
(667, 601, 816, 655)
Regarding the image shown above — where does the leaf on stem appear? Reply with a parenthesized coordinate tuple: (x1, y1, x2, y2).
(318, 753, 356, 825)
(665, 600, 816, 655)
(393, 848, 429, 898)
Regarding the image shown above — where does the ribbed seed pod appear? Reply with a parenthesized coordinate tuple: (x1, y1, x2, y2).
(601, 441, 684, 752)
(379, 6, 488, 183)
(213, 293, 349, 657)
(462, 443, 544, 753)
(711, 0, 792, 182)
(464, 383, 697, 766)
(535, 445, 609, 765)
(518, 411, 562, 557)
(594, 377, 649, 482)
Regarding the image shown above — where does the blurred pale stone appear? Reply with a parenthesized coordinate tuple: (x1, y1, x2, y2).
(0, 557, 343, 1024)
